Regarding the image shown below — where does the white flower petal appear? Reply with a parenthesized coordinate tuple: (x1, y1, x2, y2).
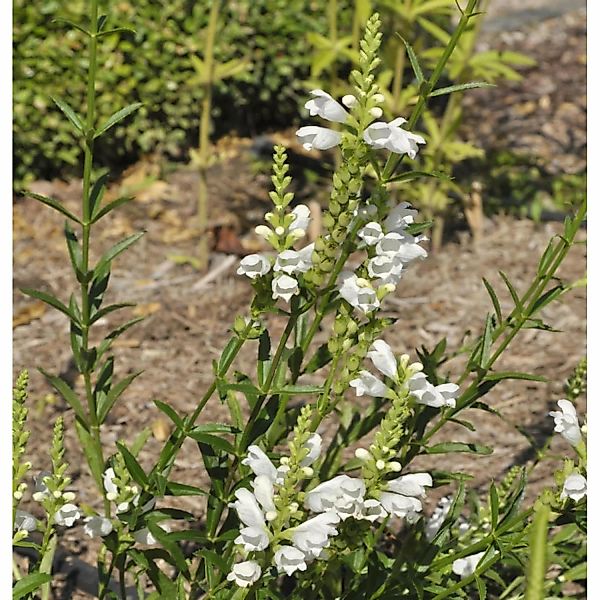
(291, 204, 311, 233)
(296, 126, 342, 151)
(237, 254, 271, 279)
(272, 274, 300, 302)
(227, 560, 262, 588)
(242, 446, 279, 482)
(252, 474, 276, 513)
(349, 370, 390, 398)
(367, 340, 398, 379)
(452, 551, 486, 578)
(305, 89, 349, 123)
(14, 510, 37, 532)
(274, 546, 308, 576)
(231, 488, 266, 529)
(83, 516, 113, 538)
(560, 473, 587, 502)
(54, 503, 81, 527)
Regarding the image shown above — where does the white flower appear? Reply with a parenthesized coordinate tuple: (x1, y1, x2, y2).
(337, 272, 380, 314)
(227, 560, 262, 588)
(367, 339, 398, 380)
(409, 372, 458, 408)
(274, 249, 312, 275)
(83, 516, 113, 538)
(272, 274, 300, 302)
(384, 202, 418, 232)
(242, 446, 279, 482)
(363, 117, 426, 159)
(305, 89, 349, 123)
(103, 467, 118, 497)
(301, 433, 322, 467)
(367, 254, 403, 285)
(560, 473, 587, 502)
(424, 496, 452, 541)
(14, 510, 37, 532)
(296, 126, 342, 151)
(375, 232, 428, 263)
(32, 471, 51, 501)
(231, 488, 270, 551)
(252, 474, 277, 514)
(291, 204, 311, 234)
(54, 503, 80, 527)
(237, 254, 271, 279)
(342, 94, 358, 109)
(306, 475, 366, 520)
(549, 399, 582, 446)
(274, 546, 308, 576)
(378, 473, 432, 519)
(291, 512, 340, 559)
(349, 370, 390, 398)
(452, 551, 486, 578)
(133, 524, 170, 545)
(358, 222, 384, 246)
(358, 499, 388, 522)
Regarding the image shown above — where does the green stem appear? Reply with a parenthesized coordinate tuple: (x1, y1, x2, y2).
(382, 0, 481, 181)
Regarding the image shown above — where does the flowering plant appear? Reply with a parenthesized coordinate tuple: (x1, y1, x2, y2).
(14, 2, 586, 599)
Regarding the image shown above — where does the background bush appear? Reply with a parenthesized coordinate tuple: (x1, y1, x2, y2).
(13, 0, 330, 185)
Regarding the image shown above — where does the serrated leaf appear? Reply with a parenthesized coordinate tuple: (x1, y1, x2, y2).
(424, 442, 493, 455)
(94, 102, 143, 138)
(430, 81, 495, 97)
(51, 96, 84, 133)
(22, 191, 82, 224)
(94, 231, 145, 276)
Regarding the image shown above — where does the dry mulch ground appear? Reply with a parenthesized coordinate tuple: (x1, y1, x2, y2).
(12, 2, 586, 598)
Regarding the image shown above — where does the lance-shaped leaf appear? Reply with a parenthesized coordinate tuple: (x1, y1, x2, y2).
(117, 441, 148, 487)
(87, 172, 110, 220)
(64, 221, 84, 281)
(51, 97, 84, 134)
(429, 81, 495, 97)
(22, 191, 82, 224)
(97, 371, 142, 424)
(188, 430, 236, 455)
(94, 102, 143, 138)
(91, 196, 134, 224)
(13, 573, 53, 600)
(39, 369, 87, 424)
(90, 302, 135, 325)
(94, 231, 145, 277)
(423, 441, 493, 455)
(21, 288, 79, 324)
(154, 400, 184, 429)
(397, 34, 425, 84)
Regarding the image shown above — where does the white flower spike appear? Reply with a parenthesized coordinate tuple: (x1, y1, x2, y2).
(305, 89, 349, 123)
(296, 126, 342, 151)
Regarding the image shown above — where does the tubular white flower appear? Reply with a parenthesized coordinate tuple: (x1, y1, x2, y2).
(367, 339, 398, 380)
(274, 545, 308, 576)
(296, 126, 342, 151)
(452, 551, 486, 578)
(272, 274, 300, 302)
(384, 202, 418, 232)
(103, 468, 118, 497)
(560, 473, 587, 502)
(83, 516, 113, 538)
(358, 222, 384, 246)
(133, 525, 169, 546)
(379, 492, 422, 519)
(337, 272, 380, 314)
(291, 512, 340, 559)
(375, 232, 428, 264)
(237, 254, 271, 279)
(252, 474, 277, 514)
(32, 471, 51, 501)
(358, 499, 388, 522)
(367, 254, 403, 285)
(231, 488, 267, 530)
(227, 561, 262, 588)
(305, 475, 366, 520)
(242, 446, 279, 482)
(291, 204, 311, 234)
(424, 496, 452, 541)
(301, 433, 322, 467)
(54, 503, 80, 527)
(549, 399, 582, 446)
(274, 250, 312, 275)
(377, 473, 432, 520)
(14, 510, 37, 532)
(409, 372, 458, 408)
(305, 89, 349, 123)
(363, 117, 426, 158)
(349, 370, 390, 398)
(235, 525, 270, 552)
(386, 473, 432, 498)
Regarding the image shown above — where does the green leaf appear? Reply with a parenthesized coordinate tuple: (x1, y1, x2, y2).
(91, 196, 134, 223)
(397, 34, 425, 84)
(146, 521, 189, 576)
(64, 221, 83, 278)
(13, 572, 53, 599)
(97, 371, 142, 423)
(478, 313, 494, 368)
(188, 430, 236, 455)
(22, 191, 82, 224)
(304, 344, 332, 373)
(272, 384, 324, 395)
(88, 172, 110, 220)
(191, 423, 239, 434)
(39, 368, 87, 424)
(51, 96, 84, 133)
(525, 503, 550, 600)
(499, 270, 523, 313)
(90, 302, 135, 325)
(94, 102, 143, 138)
(530, 285, 565, 315)
(482, 371, 547, 383)
(117, 441, 148, 486)
(75, 419, 104, 490)
(21, 288, 78, 322)
(197, 549, 230, 575)
(482, 278, 502, 324)
(489, 482, 499, 529)
(95, 232, 145, 276)
(218, 337, 239, 374)
(424, 442, 493, 455)
(154, 400, 184, 428)
(387, 170, 451, 184)
(257, 328, 271, 388)
(164, 481, 207, 497)
(51, 17, 90, 36)
(429, 81, 495, 97)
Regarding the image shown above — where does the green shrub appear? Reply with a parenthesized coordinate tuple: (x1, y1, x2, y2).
(13, 0, 325, 185)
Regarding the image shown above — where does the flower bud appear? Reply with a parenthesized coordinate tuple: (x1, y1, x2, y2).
(341, 339, 353, 352)
(323, 213, 335, 229)
(53, 490, 62, 499)
(266, 511, 278, 522)
(372, 93, 385, 103)
(388, 461, 402, 472)
(355, 448, 372, 461)
(328, 338, 341, 354)
(376, 460, 386, 471)
(255, 225, 272, 240)
(342, 94, 358, 108)
(410, 362, 424, 372)
(369, 107, 383, 118)
(13, 491, 23, 501)
(234, 315, 248, 336)
(106, 492, 118, 502)
(334, 318, 347, 336)
(62, 491, 76, 502)
(280, 457, 290, 465)
(301, 467, 314, 478)
(377, 283, 396, 300)
(275, 226, 285, 236)
(32, 492, 45, 502)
